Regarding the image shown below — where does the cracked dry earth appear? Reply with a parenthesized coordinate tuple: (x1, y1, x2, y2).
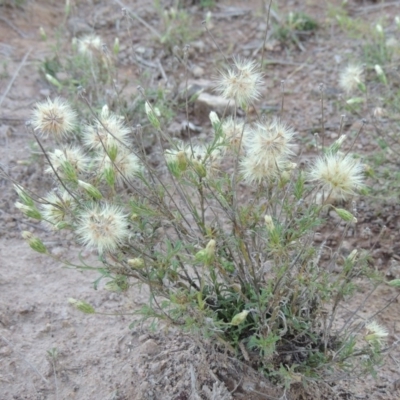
(1, 0, 400, 399)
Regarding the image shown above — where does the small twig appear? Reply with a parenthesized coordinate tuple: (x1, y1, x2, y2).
(0, 48, 32, 108)
(0, 333, 49, 384)
(260, 0, 273, 70)
(0, 16, 28, 38)
(355, 1, 400, 15)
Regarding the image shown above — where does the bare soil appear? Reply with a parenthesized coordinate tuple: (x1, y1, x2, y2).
(1, 0, 400, 399)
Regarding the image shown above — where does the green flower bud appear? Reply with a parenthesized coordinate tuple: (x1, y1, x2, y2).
(230, 310, 249, 326)
(15, 202, 42, 220)
(108, 145, 118, 163)
(145, 102, 161, 130)
(334, 208, 357, 223)
(104, 167, 115, 187)
(45, 74, 62, 90)
(61, 160, 78, 183)
(21, 231, 47, 254)
(195, 239, 216, 266)
(68, 298, 95, 314)
(388, 279, 400, 288)
(39, 26, 47, 41)
(347, 249, 358, 263)
(128, 258, 145, 269)
(78, 180, 103, 200)
(264, 215, 275, 233)
(113, 37, 120, 55)
(14, 185, 34, 206)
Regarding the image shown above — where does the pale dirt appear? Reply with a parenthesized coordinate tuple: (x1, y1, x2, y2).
(1, 1, 400, 399)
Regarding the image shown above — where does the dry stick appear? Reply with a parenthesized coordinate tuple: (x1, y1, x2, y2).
(320, 83, 325, 150)
(0, 333, 49, 384)
(0, 48, 31, 108)
(183, 45, 194, 154)
(280, 80, 285, 116)
(202, 21, 229, 65)
(32, 132, 81, 205)
(113, 0, 162, 40)
(260, 0, 273, 70)
(344, 119, 365, 157)
(356, 0, 400, 14)
(0, 16, 28, 38)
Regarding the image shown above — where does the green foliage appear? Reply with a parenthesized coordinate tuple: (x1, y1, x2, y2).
(154, 2, 201, 50)
(273, 11, 318, 47)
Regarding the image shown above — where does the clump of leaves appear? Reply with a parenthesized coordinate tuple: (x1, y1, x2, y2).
(273, 12, 318, 49)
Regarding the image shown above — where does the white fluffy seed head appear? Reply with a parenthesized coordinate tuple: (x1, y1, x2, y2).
(31, 97, 77, 139)
(308, 153, 364, 200)
(45, 146, 89, 178)
(365, 320, 388, 344)
(41, 190, 75, 229)
(82, 109, 130, 151)
(77, 34, 103, 59)
(240, 154, 287, 183)
(221, 116, 249, 152)
(215, 57, 263, 106)
(96, 148, 141, 185)
(76, 203, 129, 254)
(243, 118, 294, 165)
(339, 64, 364, 94)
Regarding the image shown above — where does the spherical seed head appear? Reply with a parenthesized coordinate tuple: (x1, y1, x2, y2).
(31, 97, 77, 139)
(77, 34, 103, 59)
(41, 190, 75, 229)
(244, 118, 295, 166)
(45, 146, 89, 178)
(215, 57, 263, 106)
(308, 153, 364, 200)
(82, 110, 130, 151)
(339, 64, 364, 94)
(96, 148, 141, 185)
(365, 320, 388, 344)
(240, 154, 287, 183)
(221, 116, 248, 152)
(76, 203, 129, 254)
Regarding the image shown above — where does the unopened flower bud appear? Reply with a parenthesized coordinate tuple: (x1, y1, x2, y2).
(264, 215, 275, 232)
(374, 64, 387, 85)
(22, 231, 47, 254)
(14, 184, 34, 206)
(334, 208, 357, 223)
(230, 310, 249, 326)
(145, 102, 160, 129)
(68, 298, 95, 314)
(347, 249, 358, 263)
(209, 111, 220, 127)
(104, 167, 115, 187)
(195, 239, 216, 265)
(78, 180, 102, 200)
(128, 258, 145, 268)
(15, 202, 42, 220)
(376, 24, 384, 36)
(39, 26, 47, 41)
(113, 37, 120, 55)
(45, 74, 62, 89)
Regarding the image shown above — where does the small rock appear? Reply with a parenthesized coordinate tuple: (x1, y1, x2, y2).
(139, 339, 159, 356)
(192, 65, 204, 78)
(194, 92, 234, 121)
(39, 89, 51, 97)
(138, 334, 149, 343)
